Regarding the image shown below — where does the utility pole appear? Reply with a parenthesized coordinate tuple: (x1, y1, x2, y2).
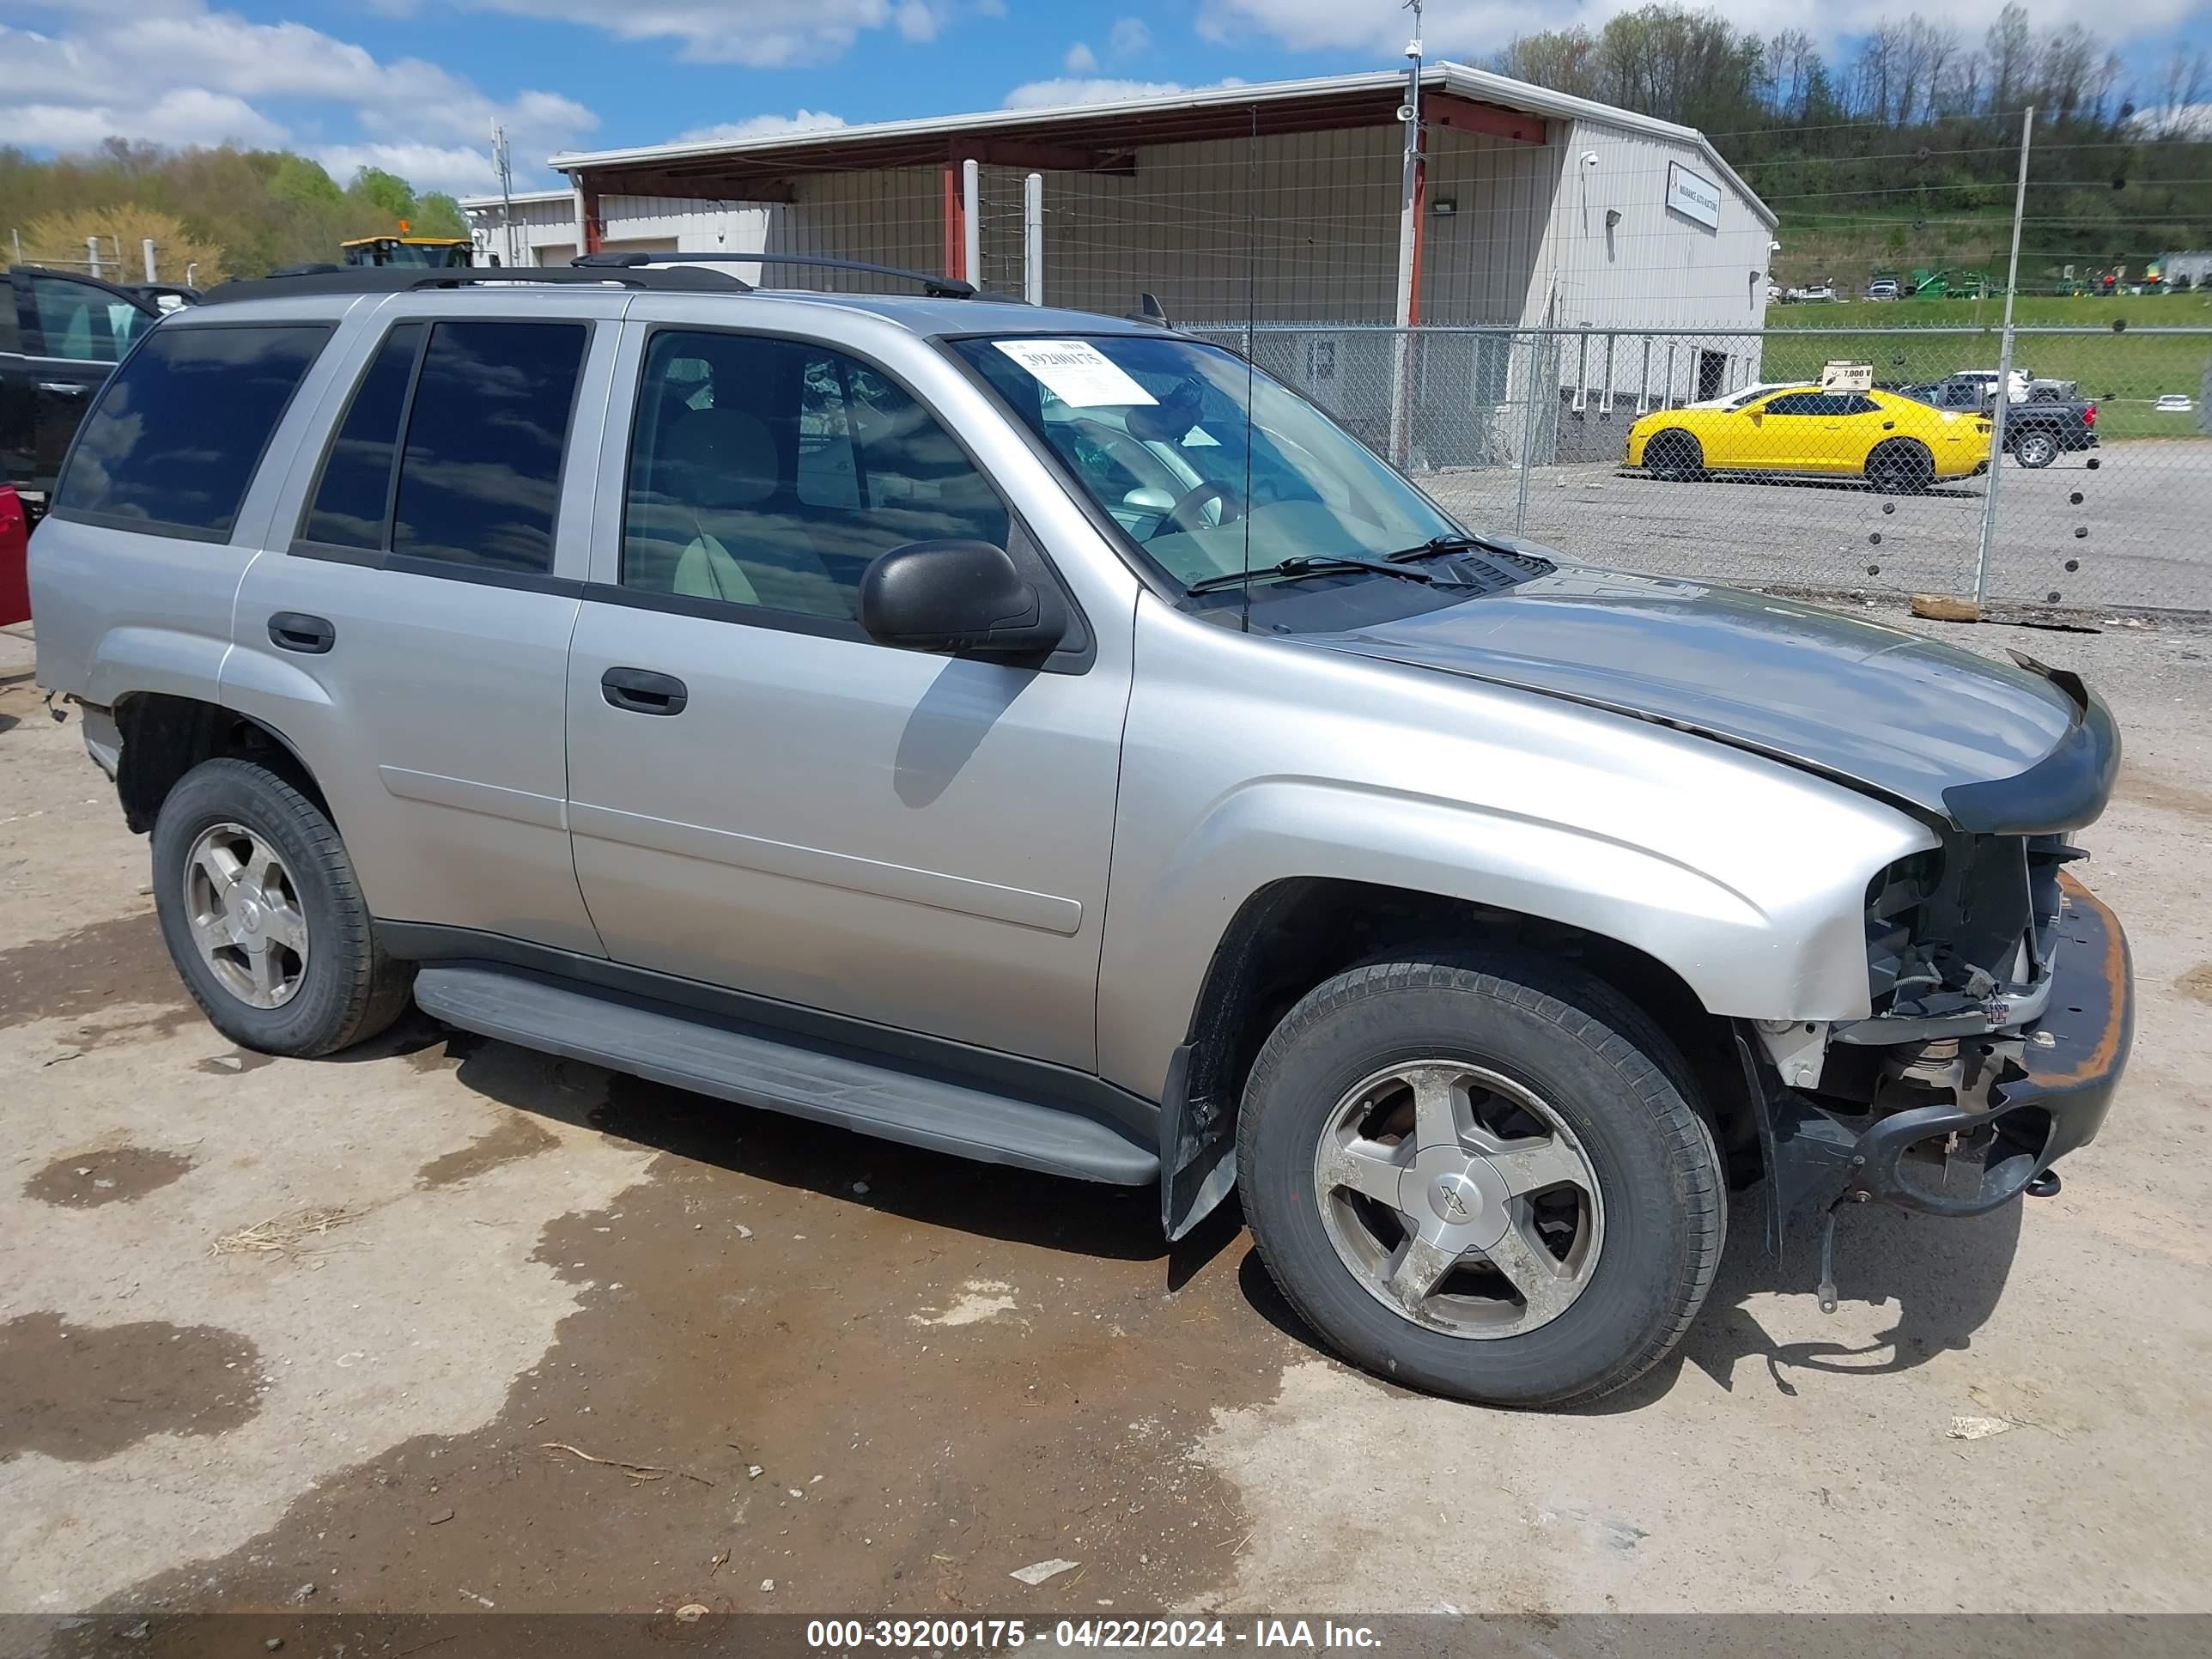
(1974, 106, 2033, 607)
(1387, 0, 1425, 467)
(491, 120, 518, 266)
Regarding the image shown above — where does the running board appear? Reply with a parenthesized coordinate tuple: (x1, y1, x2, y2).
(413, 963, 1158, 1187)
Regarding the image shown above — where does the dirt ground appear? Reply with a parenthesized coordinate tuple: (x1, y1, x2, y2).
(3, 605, 2211, 1631)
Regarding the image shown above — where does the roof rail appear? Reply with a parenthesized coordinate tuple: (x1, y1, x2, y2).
(572, 249, 982, 300)
(198, 264, 750, 306)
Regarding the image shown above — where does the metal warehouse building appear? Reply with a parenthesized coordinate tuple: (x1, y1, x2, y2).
(464, 63, 1777, 466)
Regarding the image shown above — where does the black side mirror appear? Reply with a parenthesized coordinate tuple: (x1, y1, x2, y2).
(860, 540, 1064, 659)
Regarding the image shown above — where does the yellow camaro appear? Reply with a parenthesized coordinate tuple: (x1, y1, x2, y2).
(1625, 386, 1992, 492)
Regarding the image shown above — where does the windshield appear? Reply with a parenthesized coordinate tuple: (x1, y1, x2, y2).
(953, 333, 1465, 596)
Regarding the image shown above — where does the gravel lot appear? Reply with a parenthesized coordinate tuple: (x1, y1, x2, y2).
(3, 598, 2210, 1632)
(1419, 438, 2212, 614)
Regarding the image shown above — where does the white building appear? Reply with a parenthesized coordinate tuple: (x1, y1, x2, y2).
(464, 63, 1776, 465)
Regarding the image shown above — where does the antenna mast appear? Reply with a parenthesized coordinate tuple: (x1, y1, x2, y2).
(491, 121, 517, 267)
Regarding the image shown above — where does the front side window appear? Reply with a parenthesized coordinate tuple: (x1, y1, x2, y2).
(1759, 392, 1820, 416)
(55, 323, 328, 538)
(27, 275, 144, 363)
(622, 330, 1009, 621)
(391, 320, 586, 574)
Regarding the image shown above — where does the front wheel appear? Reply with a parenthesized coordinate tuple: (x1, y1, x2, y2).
(1237, 956, 1725, 1408)
(2011, 429, 2059, 468)
(1643, 430, 1704, 482)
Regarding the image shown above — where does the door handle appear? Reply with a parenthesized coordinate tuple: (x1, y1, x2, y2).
(600, 665, 688, 716)
(268, 612, 335, 654)
(35, 381, 89, 396)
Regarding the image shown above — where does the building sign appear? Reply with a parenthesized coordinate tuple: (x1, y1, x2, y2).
(1666, 161, 1722, 230)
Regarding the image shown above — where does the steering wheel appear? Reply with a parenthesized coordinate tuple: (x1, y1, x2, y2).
(1159, 479, 1244, 538)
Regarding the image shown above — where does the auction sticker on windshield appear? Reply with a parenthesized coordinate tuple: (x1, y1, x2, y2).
(992, 339, 1158, 408)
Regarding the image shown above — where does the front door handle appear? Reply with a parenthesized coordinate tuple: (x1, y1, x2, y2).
(35, 381, 89, 396)
(600, 666, 688, 716)
(268, 611, 335, 654)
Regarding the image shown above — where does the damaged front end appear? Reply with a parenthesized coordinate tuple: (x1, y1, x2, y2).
(1740, 841, 2133, 1309)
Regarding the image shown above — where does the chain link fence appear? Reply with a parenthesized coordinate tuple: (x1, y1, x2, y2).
(1182, 319, 2212, 615)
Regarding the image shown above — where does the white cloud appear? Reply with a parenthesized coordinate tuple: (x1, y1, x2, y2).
(1108, 15, 1152, 57)
(0, 88, 287, 150)
(314, 142, 507, 197)
(1194, 0, 2207, 54)
(672, 111, 849, 145)
(0, 6, 596, 188)
(1002, 76, 1245, 111)
(469, 0, 955, 67)
(2131, 100, 2212, 135)
(1064, 41, 1099, 72)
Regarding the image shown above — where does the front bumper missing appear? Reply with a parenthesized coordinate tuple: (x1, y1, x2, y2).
(1741, 872, 2132, 1244)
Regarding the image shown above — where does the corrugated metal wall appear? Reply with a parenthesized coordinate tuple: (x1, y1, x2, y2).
(765, 170, 942, 292)
(1527, 123, 1772, 337)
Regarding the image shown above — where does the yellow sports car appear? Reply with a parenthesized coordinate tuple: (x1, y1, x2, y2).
(1625, 386, 1992, 492)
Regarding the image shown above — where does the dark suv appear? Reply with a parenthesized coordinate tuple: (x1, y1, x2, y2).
(2, 266, 162, 503)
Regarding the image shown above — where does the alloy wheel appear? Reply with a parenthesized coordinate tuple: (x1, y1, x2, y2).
(182, 822, 310, 1009)
(1312, 1060, 1604, 1339)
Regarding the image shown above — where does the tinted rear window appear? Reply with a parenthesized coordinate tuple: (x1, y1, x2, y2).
(301, 323, 423, 550)
(391, 320, 586, 574)
(55, 324, 328, 538)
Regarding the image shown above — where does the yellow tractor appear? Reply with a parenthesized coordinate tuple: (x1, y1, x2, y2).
(339, 231, 473, 270)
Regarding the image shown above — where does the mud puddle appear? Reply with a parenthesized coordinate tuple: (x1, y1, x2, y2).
(97, 1069, 1299, 1619)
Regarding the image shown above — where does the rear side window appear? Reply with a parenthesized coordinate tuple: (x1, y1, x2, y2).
(54, 324, 328, 539)
(301, 323, 423, 550)
(390, 320, 586, 574)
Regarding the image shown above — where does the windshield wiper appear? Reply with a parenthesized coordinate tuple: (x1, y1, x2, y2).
(1385, 532, 1511, 563)
(1187, 556, 1435, 594)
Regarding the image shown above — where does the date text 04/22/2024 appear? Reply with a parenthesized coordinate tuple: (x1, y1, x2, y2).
(805, 1619, 1383, 1650)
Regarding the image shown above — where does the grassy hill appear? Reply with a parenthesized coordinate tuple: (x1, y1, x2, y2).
(1765, 294, 2212, 437)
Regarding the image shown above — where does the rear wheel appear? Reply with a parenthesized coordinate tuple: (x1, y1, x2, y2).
(2011, 429, 2059, 468)
(1237, 955, 1726, 1408)
(1866, 438, 1935, 495)
(152, 757, 413, 1057)
(1644, 430, 1704, 482)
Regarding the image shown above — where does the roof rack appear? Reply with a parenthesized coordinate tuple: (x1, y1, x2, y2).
(572, 249, 984, 300)
(198, 264, 750, 306)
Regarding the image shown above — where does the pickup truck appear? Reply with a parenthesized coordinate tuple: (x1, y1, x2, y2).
(1903, 378, 2097, 468)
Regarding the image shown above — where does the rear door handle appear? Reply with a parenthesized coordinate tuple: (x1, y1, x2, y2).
(35, 381, 89, 396)
(268, 611, 335, 654)
(600, 665, 688, 716)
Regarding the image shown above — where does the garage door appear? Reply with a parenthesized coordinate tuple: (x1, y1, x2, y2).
(535, 244, 577, 268)
(603, 238, 679, 256)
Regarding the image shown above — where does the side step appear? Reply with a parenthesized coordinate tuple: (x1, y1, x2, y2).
(413, 963, 1158, 1187)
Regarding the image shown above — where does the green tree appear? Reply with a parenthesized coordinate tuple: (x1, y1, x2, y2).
(349, 167, 416, 225)
(414, 191, 467, 240)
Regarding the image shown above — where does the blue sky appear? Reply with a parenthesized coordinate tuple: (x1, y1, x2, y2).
(3, 1, 2209, 197)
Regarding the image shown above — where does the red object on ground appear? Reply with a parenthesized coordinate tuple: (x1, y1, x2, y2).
(0, 487, 29, 627)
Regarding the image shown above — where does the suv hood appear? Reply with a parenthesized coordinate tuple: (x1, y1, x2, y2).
(1305, 562, 2107, 829)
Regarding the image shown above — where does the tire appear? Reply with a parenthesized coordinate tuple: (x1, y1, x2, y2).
(151, 757, 413, 1057)
(2011, 429, 2058, 469)
(1866, 439, 1935, 495)
(1237, 954, 1725, 1408)
(1644, 429, 1704, 482)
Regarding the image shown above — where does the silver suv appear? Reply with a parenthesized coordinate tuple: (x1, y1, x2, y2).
(28, 259, 2132, 1407)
